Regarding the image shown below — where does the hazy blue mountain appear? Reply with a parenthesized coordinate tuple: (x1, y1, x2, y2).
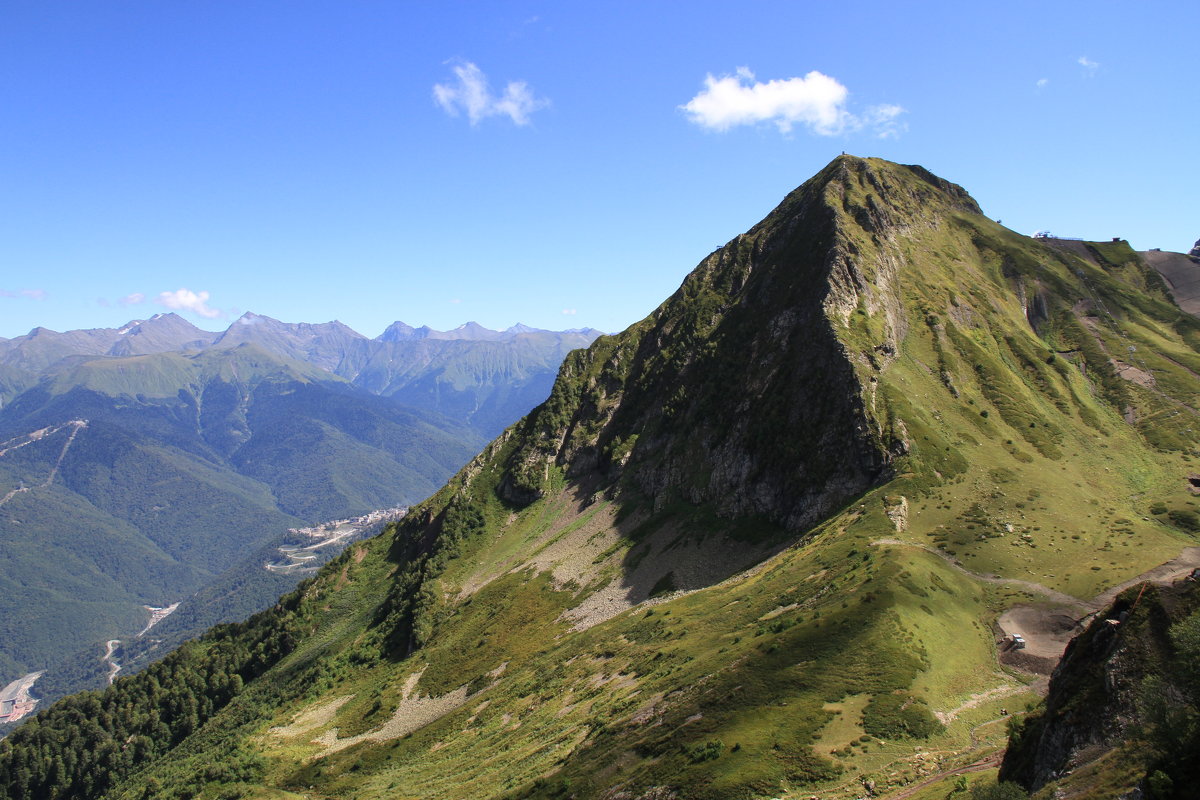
(209, 312, 370, 373)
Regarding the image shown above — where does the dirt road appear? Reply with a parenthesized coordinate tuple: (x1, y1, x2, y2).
(878, 753, 1003, 800)
(870, 539, 1090, 609)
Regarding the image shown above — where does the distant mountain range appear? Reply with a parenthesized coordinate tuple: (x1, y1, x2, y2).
(0, 315, 600, 703)
(0, 314, 601, 438)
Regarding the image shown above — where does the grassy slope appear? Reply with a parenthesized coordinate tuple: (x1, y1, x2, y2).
(9, 158, 1198, 800)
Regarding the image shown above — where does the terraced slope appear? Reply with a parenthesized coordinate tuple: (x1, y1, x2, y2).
(1, 156, 1198, 800)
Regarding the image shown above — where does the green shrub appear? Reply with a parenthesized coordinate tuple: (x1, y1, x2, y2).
(862, 692, 942, 739)
(685, 740, 724, 763)
(1167, 509, 1200, 533)
(970, 781, 1027, 800)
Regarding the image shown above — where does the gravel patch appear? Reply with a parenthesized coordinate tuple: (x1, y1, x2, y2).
(311, 669, 472, 758)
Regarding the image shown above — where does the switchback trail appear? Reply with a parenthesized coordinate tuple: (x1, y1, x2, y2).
(934, 679, 1045, 726)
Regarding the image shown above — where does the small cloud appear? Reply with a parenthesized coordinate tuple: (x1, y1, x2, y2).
(561, 308, 577, 316)
(119, 292, 145, 306)
(681, 67, 904, 138)
(867, 104, 907, 139)
(433, 61, 548, 126)
(156, 288, 221, 319)
(1036, 78, 1049, 89)
(449, 297, 462, 304)
(1078, 56, 1099, 76)
(0, 289, 45, 299)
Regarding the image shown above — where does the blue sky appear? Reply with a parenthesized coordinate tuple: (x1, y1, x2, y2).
(1, 1, 1196, 340)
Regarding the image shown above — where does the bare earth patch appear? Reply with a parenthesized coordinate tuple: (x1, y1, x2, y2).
(269, 695, 355, 739)
(310, 669, 472, 759)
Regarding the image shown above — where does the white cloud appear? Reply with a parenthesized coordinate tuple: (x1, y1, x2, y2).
(561, 308, 577, 316)
(433, 61, 548, 126)
(20, 289, 46, 300)
(681, 68, 856, 135)
(681, 67, 903, 137)
(119, 292, 145, 306)
(449, 297, 462, 304)
(1078, 56, 1099, 75)
(156, 288, 221, 319)
(1036, 78, 1049, 89)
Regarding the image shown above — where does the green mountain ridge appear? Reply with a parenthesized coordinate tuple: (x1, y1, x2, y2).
(2, 155, 1198, 800)
(34, 343, 339, 402)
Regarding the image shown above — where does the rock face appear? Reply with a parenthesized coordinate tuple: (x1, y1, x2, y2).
(1190, 238, 1200, 260)
(501, 157, 977, 531)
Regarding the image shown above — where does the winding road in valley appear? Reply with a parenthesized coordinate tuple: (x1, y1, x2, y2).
(103, 640, 121, 685)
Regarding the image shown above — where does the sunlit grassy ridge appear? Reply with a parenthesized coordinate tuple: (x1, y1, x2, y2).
(2, 156, 1197, 799)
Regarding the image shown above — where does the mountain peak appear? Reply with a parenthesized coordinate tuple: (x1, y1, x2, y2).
(116, 320, 145, 335)
(234, 311, 271, 326)
(106, 313, 217, 356)
(377, 321, 428, 341)
(789, 154, 983, 224)
(504, 323, 542, 335)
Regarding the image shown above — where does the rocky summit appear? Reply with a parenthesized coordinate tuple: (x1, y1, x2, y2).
(2, 155, 1198, 800)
